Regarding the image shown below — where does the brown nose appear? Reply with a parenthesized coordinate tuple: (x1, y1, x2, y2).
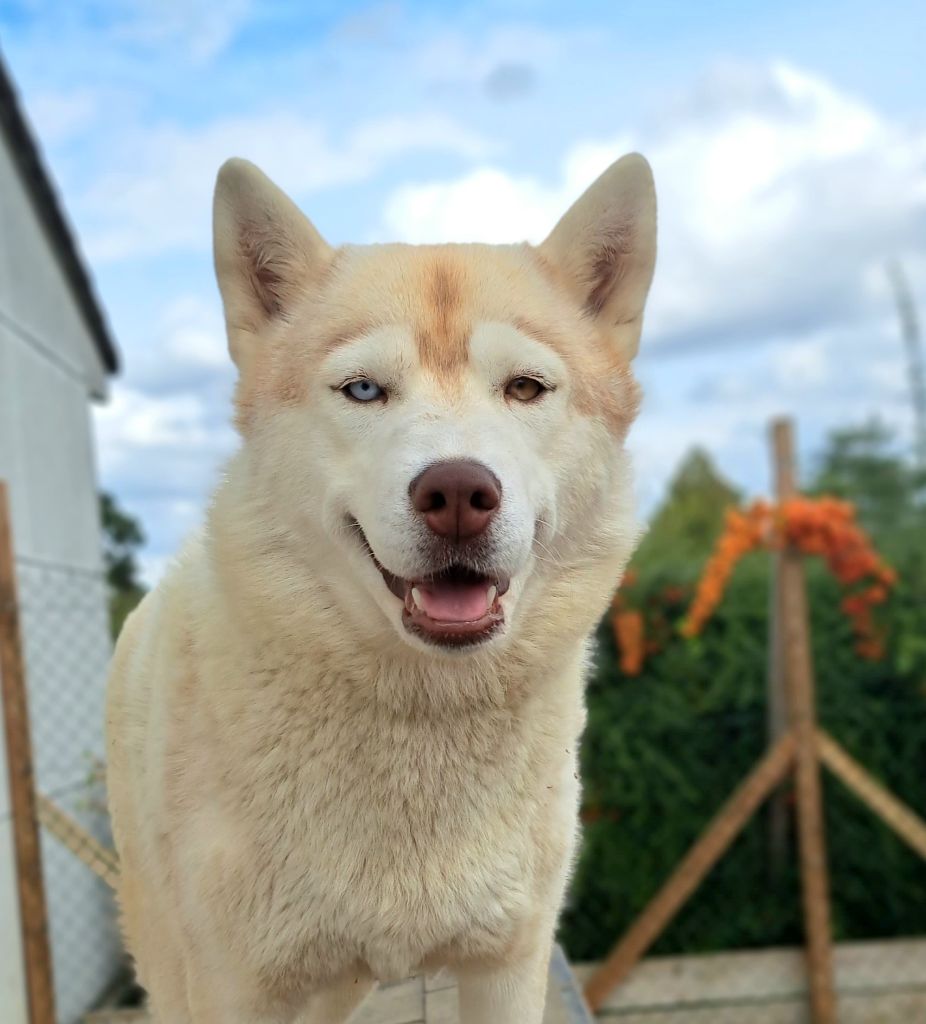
(410, 460, 501, 542)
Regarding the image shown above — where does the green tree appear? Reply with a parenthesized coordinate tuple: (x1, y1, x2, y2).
(808, 419, 926, 545)
(634, 447, 741, 572)
(100, 492, 146, 638)
(809, 420, 926, 679)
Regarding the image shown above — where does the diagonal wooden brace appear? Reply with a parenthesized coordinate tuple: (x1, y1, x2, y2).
(583, 731, 797, 1011)
(817, 729, 926, 863)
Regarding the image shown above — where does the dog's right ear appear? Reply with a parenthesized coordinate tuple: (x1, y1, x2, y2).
(213, 159, 333, 371)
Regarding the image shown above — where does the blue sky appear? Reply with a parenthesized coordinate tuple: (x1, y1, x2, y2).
(2, 0, 925, 580)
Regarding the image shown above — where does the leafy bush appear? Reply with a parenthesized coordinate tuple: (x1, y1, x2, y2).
(560, 431, 926, 961)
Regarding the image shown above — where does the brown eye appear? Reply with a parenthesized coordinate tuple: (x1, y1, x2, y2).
(505, 376, 545, 402)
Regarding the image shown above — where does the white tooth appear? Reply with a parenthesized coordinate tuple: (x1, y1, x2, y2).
(487, 584, 498, 607)
(411, 587, 424, 610)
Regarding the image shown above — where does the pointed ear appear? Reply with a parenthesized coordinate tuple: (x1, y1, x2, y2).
(213, 158, 333, 370)
(540, 153, 656, 360)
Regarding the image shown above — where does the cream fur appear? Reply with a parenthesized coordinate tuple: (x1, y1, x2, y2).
(106, 153, 657, 1023)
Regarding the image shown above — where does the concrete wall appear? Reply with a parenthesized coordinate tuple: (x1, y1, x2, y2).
(0, 126, 119, 1023)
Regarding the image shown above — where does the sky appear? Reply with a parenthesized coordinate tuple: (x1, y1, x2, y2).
(2, 0, 925, 582)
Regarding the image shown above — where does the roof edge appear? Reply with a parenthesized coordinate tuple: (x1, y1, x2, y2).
(0, 52, 119, 375)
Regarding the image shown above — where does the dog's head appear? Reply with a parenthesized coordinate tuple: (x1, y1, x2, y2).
(212, 156, 656, 656)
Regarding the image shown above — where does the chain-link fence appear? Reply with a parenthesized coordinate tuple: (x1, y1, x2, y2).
(13, 555, 125, 1023)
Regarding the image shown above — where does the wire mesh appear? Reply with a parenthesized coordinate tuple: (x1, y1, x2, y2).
(14, 556, 124, 1024)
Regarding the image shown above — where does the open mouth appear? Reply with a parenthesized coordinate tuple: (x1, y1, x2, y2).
(349, 522, 509, 647)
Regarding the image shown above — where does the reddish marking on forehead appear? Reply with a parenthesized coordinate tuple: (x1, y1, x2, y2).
(511, 316, 563, 354)
(320, 318, 379, 353)
(415, 258, 471, 378)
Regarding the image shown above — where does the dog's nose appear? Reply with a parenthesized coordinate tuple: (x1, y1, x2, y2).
(410, 460, 501, 542)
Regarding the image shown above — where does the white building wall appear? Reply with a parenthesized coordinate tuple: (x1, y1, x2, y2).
(0, 125, 120, 1023)
(0, 126, 107, 400)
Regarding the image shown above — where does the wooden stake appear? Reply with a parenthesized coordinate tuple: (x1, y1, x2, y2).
(0, 482, 56, 1024)
(36, 793, 120, 891)
(584, 731, 797, 1011)
(818, 730, 926, 862)
(772, 419, 837, 1024)
(767, 424, 796, 877)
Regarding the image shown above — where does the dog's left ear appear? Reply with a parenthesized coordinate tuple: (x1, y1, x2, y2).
(540, 153, 656, 360)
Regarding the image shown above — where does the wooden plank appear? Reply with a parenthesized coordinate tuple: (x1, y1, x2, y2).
(772, 419, 836, 1024)
(583, 731, 797, 1010)
(0, 481, 56, 1024)
(84, 1013, 149, 1024)
(817, 729, 926, 862)
(36, 792, 121, 889)
(595, 990, 926, 1024)
(355, 976, 424, 1024)
(596, 1002, 805, 1023)
(424, 984, 456, 1024)
(833, 936, 926, 992)
(355, 959, 590, 1024)
(574, 937, 926, 1011)
(575, 948, 807, 1009)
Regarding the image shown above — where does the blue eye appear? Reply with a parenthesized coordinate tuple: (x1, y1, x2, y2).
(344, 378, 384, 403)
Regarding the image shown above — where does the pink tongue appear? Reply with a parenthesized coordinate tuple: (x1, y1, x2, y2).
(417, 581, 491, 622)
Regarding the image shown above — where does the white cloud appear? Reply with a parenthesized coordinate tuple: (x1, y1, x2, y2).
(93, 295, 238, 552)
(94, 383, 237, 582)
(410, 24, 566, 92)
(110, 294, 235, 398)
(383, 167, 564, 244)
(84, 56, 925, 572)
(95, 387, 225, 457)
(110, 0, 254, 62)
(772, 337, 830, 389)
(159, 296, 228, 372)
(80, 111, 491, 262)
(25, 89, 100, 145)
(379, 61, 926, 357)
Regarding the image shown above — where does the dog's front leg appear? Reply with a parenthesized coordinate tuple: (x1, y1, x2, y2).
(456, 941, 551, 1024)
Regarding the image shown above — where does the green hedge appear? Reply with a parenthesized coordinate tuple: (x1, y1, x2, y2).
(560, 553, 926, 961)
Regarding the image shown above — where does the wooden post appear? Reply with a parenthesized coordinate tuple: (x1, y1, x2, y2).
(584, 732, 797, 1010)
(0, 481, 56, 1024)
(584, 416, 926, 1016)
(772, 420, 837, 1024)
(767, 426, 794, 877)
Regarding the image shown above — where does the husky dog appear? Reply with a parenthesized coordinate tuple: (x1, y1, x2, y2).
(106, 152, 656, 1023)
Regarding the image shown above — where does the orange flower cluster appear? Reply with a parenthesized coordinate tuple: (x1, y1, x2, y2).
(612, 608, 645, 676)
(610, 569, 646, 675)
(610, 573, 692, 676)
(779, 497, 896, 658)
(680, 496, 896, 659)
(680, 501, 770, 640)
